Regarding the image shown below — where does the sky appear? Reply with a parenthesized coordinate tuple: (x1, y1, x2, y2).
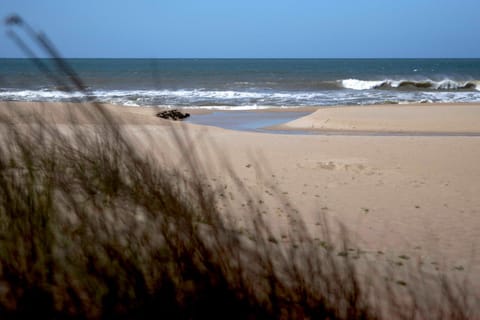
(1, 0, 480, 58)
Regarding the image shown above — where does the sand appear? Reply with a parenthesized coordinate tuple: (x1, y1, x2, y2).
(274, 103, 480, 134)
(2, 101, 480, 290)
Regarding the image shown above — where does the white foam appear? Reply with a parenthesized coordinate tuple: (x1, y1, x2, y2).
(437, 80, 457, 90)
(340, 79, 385, 90)
(185, 105, 274, 110)
(340, 78, 480, 91)
(0, 89, 85, 100)
(1, 86, 480, 110)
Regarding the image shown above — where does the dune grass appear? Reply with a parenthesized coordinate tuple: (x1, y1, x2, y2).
(0, 100, 376, 319)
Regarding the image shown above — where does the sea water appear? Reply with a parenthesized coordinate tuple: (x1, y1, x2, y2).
(1, 58, 480, 109)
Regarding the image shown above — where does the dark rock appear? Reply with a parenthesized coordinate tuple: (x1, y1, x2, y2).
(156, 109, 190, 121)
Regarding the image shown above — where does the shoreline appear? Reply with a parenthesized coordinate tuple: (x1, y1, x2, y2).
(2, 101, 480, 135)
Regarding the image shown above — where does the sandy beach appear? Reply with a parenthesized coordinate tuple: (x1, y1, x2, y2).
(184, 104, 480, 290)
(2, 101, 480, 290)
(273, 103, 480, 134)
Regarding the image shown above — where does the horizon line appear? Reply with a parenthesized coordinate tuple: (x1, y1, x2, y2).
(1, 57, 480, 60)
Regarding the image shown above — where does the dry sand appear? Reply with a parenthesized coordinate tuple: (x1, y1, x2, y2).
(2, 101, 480, 290)
(274, 103, 480, 134)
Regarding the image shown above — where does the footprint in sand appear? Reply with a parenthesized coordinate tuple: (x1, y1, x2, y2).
(317, 161, 336, 170)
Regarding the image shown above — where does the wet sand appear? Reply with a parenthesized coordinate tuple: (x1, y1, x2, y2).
(186, 110, 313, 134)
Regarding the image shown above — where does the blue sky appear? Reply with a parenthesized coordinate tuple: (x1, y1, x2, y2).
(1, 0, 479, 58)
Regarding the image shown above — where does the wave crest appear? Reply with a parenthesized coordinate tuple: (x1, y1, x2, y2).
(2, 87, 480, 109)
(340, 79, 480, 91)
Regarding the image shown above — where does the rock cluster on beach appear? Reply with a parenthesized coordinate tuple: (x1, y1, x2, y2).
(156, 109, 190, 121)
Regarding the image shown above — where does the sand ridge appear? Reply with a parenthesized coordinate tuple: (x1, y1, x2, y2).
(274, 103, 480, 134)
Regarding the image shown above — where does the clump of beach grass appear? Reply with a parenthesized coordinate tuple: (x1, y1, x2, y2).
(0, 98, 381, 319)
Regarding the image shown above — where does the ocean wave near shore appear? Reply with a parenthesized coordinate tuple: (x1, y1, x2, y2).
(341, 78, 480, 91)
(1, 85, 480, 109)
(2, 59, 480, 109)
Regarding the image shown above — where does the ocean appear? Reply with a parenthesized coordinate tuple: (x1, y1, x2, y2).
(1, 59, 480, 109)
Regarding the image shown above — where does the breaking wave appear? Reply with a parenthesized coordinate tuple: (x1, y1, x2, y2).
(341, 79, 480, 91)
(1, 86, 480, 109)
